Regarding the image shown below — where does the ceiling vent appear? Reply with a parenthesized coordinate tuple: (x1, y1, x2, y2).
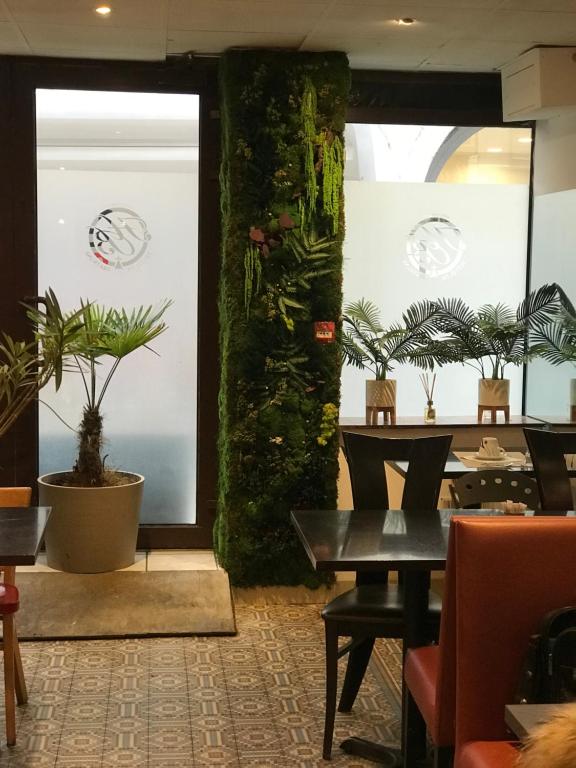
(501, 47, 576, 121)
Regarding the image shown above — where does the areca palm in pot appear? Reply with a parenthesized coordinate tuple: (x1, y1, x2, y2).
(342, 298, 439, 424)
(38, 301, 170, 573)
(425, 284, 561, 419)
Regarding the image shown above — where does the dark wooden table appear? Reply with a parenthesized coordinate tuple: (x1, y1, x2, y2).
(0, 507, 51, 565)
(391, 452, 576, 480)
(505, 703, 573, 739)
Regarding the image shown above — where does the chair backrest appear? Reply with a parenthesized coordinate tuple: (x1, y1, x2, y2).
(0, 487, 31, 508)
(0, 487, 32, 585)
(524, 428, 574, 511)
(453, 516, 576, 758)
(451, 470, 540, 510)
(341, 431, 452, 511)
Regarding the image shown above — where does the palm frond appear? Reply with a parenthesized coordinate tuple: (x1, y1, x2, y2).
(517, 283, 562, 326)
(531, 322, 576, 365)
(343, 299, 383, 336)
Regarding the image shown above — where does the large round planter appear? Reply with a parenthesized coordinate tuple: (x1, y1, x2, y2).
(478, 378, 510, 407)
(366, 379, 396, 408)
(38, 472, 144, 573)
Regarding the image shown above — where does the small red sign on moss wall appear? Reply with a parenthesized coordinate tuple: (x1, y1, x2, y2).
(314, 321, 335, 343)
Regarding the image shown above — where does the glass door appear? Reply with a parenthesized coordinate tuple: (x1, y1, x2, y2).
(36, 88, 199, 530)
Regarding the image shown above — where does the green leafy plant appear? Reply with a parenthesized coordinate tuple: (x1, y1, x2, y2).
(423, 284, 561, 379)
(531, 287, 576, 368)
(342, 298, 440, 380)
(0, 290, 83, 439)
(61, 301, 171, 487)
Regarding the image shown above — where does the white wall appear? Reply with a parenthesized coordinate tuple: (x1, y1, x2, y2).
(533, 113, 576, 197)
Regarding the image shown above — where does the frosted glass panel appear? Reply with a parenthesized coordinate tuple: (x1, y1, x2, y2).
(36, 89, 198, 525)
(342, 123, 531, 419)
(526, 189, 576, 417)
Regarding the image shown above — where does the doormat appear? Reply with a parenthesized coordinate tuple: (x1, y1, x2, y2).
(14, 570, 236, 640)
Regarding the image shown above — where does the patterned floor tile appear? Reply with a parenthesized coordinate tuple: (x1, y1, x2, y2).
(0, 604, 401, 766)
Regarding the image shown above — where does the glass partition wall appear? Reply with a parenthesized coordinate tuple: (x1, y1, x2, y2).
(36, 89, 199, 525)
(342, 124, 533, 419)
(526, 186, 576, 419)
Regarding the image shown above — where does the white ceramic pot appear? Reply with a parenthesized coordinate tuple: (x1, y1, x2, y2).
(38, 472, 144, 573)
(478, 378, 510, 407)
(570, 379, 576, 407)
(366, 379, 396, 408)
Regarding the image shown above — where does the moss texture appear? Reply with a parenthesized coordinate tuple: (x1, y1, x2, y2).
(215, 50, 350, 586)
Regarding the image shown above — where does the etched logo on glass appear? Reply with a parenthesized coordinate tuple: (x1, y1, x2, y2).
(88, 207, 151, 270)
(404, 216, 466, 279)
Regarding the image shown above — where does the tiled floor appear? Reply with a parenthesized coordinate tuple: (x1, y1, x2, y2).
(0, 605, 402, 767)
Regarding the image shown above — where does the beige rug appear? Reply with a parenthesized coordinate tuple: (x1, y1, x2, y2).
(14, 570, 236, 639)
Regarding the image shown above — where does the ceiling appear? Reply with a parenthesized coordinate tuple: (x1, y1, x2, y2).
(0, 0, 575, 72)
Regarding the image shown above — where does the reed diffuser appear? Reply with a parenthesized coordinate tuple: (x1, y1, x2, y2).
(420, 372, 436, 423)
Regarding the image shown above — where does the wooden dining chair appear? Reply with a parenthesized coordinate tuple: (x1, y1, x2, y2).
(450, 469, 540, 510)
(322, 431, 452, 760)
(0, 486, 32, 746)
(524, 428, 576, 511)
(453, 516, 576, 768)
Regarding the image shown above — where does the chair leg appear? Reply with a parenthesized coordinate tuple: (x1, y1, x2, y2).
(338, 636, 375, 712)
(402, 684, 427, 768)
(14, 628, 27, 705)
(323, 621, 339, 760)
(3, 614, 17, 746)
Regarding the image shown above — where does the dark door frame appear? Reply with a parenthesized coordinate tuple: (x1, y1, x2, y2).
(0, 54, 220, 548)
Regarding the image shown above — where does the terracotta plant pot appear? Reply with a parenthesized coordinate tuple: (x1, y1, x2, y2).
(38, 472, 144, 573)
(478, 378, 510, 407)
(366, 379, 396, 408)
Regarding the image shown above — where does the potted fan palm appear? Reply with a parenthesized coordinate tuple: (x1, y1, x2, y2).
(342, 297, 440, 419)
(37, 300, 171, 573)
(1, 290, 83, 439)
(425, 284, 561, 411)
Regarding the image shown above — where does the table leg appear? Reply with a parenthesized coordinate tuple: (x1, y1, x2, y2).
(339, 569, 431, 766)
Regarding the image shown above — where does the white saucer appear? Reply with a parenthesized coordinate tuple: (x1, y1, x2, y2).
(474, 451, 508, 461)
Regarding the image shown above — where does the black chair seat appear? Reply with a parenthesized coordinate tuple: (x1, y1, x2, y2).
(322, 584, 442, 624)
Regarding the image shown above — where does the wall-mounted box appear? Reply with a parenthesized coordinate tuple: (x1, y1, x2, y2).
(501, 47, 576, 121)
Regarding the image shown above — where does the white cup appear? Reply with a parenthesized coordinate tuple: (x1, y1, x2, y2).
(480, 436, 505, 458)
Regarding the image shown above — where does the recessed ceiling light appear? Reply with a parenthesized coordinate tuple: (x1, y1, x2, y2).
(397, 17, 416, 25)
(486, 147, 503, 153)
(517, 137, 532, 144)
(59, 166, 66, 170)
(95, 5, 112, 15)
(58, 219, 65, 225)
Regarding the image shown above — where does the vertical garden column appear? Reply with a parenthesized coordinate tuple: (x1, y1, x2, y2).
(216, 51, 350, 586)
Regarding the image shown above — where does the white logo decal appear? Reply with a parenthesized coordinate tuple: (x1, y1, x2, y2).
(405, 216, 466, 279)
(88, 207, 151, 270)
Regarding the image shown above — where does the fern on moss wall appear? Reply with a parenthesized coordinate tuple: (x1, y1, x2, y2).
(215, 50, 350, 586)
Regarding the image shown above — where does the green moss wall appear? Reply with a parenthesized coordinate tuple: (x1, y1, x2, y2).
(215, 50, 350, 586)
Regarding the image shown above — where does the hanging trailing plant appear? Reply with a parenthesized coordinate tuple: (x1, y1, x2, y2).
(322, 132, 344, 234)
(217, 50, 350, 587)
